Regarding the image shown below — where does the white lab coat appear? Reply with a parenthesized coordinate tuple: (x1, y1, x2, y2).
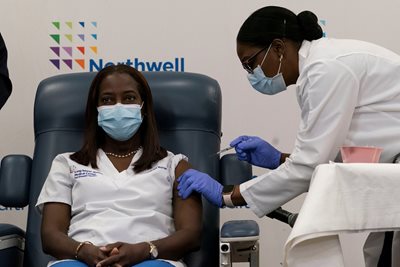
(240, 38, 400, 264)
(36, 149, 187, 267)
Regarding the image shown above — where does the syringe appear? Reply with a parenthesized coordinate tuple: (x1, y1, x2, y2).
(216, 146, 234, 155)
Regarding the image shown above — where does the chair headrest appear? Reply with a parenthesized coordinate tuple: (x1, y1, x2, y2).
(34, 71, 221, 138)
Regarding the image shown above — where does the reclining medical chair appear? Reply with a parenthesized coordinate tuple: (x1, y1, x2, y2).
(0, 71, 223, 267)
(218, 154, 298, 267)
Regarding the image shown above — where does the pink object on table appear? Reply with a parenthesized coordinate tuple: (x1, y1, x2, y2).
(340, 146, 383, 163)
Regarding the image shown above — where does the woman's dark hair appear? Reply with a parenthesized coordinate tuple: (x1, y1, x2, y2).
(70, 64, 167, 173)
(237, 6, 323, 47)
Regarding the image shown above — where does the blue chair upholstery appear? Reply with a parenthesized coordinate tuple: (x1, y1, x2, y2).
(0, 155, 31, 267)
(0, 155, 31, 207)
(219, 154, 260, 267)
(0, 71, 222, 267)
(220, 153, 252, 186)
(0, 223, 25, 267)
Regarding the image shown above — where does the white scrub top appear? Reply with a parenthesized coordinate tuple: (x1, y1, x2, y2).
(36, 149, 187, 267)
(241, 38, 400, 217)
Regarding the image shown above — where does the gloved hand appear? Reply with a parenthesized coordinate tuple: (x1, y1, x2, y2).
(177, 169, 223, 207)
(230, 135, 281, 169)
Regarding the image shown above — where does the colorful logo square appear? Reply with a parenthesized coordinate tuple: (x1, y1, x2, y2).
(49, 21, 98, 70)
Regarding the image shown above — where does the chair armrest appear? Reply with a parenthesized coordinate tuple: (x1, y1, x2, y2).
(0, 155, 32, 207)
(220, 220, 259, 242)
(0, 223, 25, 252)
(0, 224, 25, 238)
(0, 224, 25, 267)
(220, 154, 252, 185)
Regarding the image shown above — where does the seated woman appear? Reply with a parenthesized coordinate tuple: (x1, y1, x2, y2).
(36, 65, 202, 267)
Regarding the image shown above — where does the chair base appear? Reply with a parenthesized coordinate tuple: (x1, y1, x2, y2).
(220, 240, 259, 267)
(220, 220, 260, 267)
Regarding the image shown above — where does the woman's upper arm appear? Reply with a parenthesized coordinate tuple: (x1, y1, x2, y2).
(173, 160, 202, 232)
(41, 202, 71, 236)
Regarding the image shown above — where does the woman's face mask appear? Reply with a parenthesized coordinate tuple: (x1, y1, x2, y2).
(247, 44, 287, 95)
(97, 103, 143, 141)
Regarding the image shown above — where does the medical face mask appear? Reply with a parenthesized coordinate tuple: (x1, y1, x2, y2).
(97, 103, 143, 141)
(247, 46, 287, 95)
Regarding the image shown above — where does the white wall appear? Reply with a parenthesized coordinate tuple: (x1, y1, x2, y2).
(1, 0, 399, 266)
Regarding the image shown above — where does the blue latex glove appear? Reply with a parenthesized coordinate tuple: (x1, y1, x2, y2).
(177, 169, 223, 207)
(230, 135, 281, 169)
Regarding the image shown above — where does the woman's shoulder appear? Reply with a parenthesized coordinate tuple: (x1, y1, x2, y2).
(54, 152, 74, 160)
(157, 150, 188, 166)
(165, 150, 187, 159)
(51, 152, 78, 166)
(165, 150, 175, 157)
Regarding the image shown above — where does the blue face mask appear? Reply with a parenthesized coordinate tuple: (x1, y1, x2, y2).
(247, 45, 287, 95)
(97, 103, 143, 141)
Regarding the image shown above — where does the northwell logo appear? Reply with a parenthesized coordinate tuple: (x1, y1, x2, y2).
(49, 21, 185, 72)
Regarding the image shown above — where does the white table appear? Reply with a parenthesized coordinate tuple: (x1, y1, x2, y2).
(284, 163, 400, 267)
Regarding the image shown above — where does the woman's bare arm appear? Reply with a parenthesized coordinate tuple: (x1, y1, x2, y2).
(148, 159, 203, 260)
(41, 202, 107, 264)
(41, 202, 80, 258)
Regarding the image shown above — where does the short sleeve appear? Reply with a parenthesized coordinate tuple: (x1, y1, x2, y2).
(167, 153, 188, 181)
(35, 153, 74, 214)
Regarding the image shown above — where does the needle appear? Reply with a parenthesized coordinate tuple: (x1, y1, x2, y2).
(216, 146, 234, 155)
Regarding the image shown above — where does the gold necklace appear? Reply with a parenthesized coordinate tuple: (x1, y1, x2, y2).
(105, 147, 142, 158)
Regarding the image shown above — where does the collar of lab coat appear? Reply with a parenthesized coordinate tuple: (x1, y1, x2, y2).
(298, 40, 312, 75)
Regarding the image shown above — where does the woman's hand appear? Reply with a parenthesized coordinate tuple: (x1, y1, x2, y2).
(96, 242, 149, 267)
(77, 243, 108, 266)
(177, 169, 223, 207)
